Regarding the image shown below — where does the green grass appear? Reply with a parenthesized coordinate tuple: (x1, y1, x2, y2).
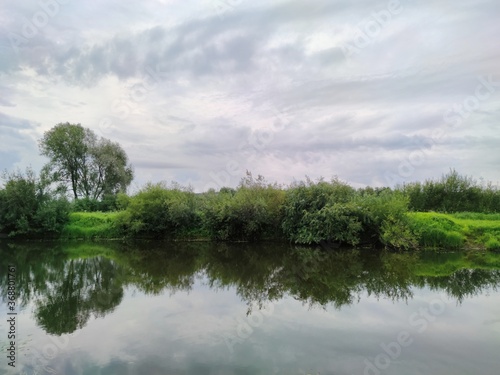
(451, 212, 500, 221)
(62, 211, 123, 239)
(62, 211, 216, 241)
(408, 212, 500, 250)
(62, 210, 500, 250)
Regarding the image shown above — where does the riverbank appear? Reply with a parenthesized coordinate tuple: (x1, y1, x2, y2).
(409, 212, 500, 250)
(58, 210, 500, 251)
(61, 212, 123, 239)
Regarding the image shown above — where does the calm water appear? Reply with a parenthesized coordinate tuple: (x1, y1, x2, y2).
(1, 241, 500, 375)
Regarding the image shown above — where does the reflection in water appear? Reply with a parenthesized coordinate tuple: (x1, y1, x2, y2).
(35, 257, 124, 334)
(0, 244, 125, 335)
(1, 241, 500, 335)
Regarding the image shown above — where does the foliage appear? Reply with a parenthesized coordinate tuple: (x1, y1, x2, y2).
(409, 214, 466, 249)
(282, 177, 356, 244)
(399, 169, 500, 213)
(116, 182, 199, 238)
(39, 122, 133, 200)
(2, 166, 500, 250)
(71, 197, 103, 212)
(353, 190, 417, 249)
(451, 212, 500, 221)
(0, 168, 70, 236)
(281, 179, 416, 249)
(62, 212, 122, 239)
(380, 215, 418, 250)
(294, 202, 362, 245)
(70, 194, 122, 212)
(115, 192, 131, 210)
(203, 172, 285, 241)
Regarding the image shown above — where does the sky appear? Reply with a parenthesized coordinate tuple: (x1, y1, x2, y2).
(0, 0, 499, 192)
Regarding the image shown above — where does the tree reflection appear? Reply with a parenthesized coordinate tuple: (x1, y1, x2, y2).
(1, 240, 500, 336)
(35, 257, 124, 334)
(425, 268, 500, 304)
(0, 242, 124, 335)
(203, 246, 416, 310)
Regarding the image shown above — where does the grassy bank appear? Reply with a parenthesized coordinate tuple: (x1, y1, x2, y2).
(408, 212, 500, 250)
(4, 170, 500, 247)
(61, 211, 209, 240)
(63, 209, 500, 251)
(61, 212, 123, 239)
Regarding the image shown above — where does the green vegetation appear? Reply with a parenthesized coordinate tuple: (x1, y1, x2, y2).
(49, 172, 499, 251)
(62, 212, 122, 239)
(407, 212, 500, 250)
(2, 123, 500, 253)
(39, 122, 133, 200)
(202, 173, 285, 241)
(281, 177, 358, 245)
(0, 168, 70, 237)
(115, 182, 201, 239)
(408, 213, 466, 249)
(1, 122, 132, 237)
(400, 169, 500, 213)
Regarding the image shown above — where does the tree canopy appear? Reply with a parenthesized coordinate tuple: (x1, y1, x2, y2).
(39, 122, 133, 200)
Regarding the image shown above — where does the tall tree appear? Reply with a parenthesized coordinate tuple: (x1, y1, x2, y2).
(39, 123, 88, 199)
(39, 122, 133, 200)
(86, 138, 134, 199)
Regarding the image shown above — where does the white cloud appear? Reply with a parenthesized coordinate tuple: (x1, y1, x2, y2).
(0, 0, 499, 191)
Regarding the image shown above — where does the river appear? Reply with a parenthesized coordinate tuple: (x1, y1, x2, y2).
(1, 241, 499, 375)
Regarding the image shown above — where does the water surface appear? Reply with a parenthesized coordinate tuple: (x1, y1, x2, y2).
(1, 241, 499, 375)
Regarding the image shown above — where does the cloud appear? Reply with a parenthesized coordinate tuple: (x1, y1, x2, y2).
(0, 112, 41, 173)
(0, 0, 499, 190)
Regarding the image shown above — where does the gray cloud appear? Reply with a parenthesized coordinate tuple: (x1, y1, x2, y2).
(0, 0, 499, 190)
(0, 112, 40, 173)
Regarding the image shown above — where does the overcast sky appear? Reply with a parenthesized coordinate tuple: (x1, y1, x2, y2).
(1, 0, 499, 192)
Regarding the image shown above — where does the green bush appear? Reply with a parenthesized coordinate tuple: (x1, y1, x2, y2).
(380, 214, 418, 250)
(70, 194, 122, 212)
(203, 173, 285, 241)
(71, 197, 101, 212)
(0, 168, 70, 236)
(293, 202, 362, 245)
(115, 192, 130, 210)
(117, 182, 199, 238)
(282, 177, 356, 244)
(281, 179, 416, 248)
(34, 198, 72, 234)
(399, 169, 500, 213)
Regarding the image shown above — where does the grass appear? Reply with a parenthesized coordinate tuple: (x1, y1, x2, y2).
(408, 212, 500, 250)
(62, 210, 500, 251)
(62, 211, 123, 239)
(451, 212, 500, 221)
(62, 211, 210, 241)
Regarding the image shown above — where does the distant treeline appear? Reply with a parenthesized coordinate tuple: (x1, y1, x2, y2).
(400, 170, 500, 213)
(1, 169, 500, 249)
